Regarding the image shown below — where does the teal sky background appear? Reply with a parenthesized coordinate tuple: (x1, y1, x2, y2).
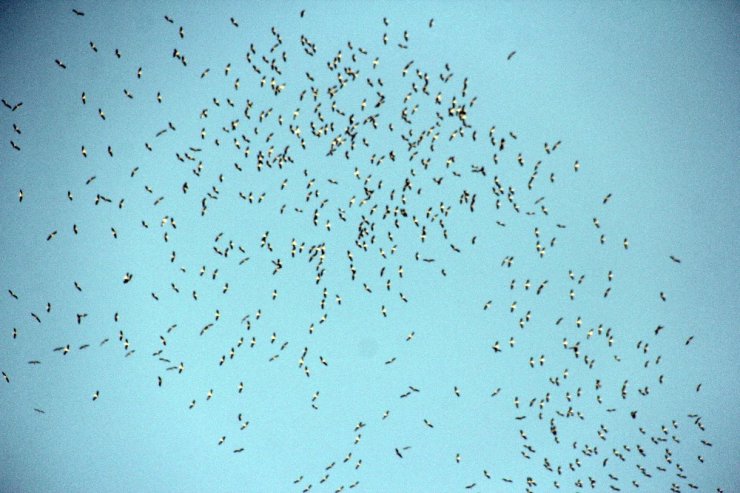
(0, 1, 738, 492)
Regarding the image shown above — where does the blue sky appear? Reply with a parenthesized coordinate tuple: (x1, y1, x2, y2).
(0, 1, 738, 492)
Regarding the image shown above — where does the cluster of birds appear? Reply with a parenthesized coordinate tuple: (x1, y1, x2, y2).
(0, 6, 724, 493)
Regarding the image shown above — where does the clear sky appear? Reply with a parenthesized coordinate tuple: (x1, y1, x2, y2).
(0, 1, 738, 492)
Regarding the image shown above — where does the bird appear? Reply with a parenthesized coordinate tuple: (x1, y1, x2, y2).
(72, 9, 85, 16)
(507, 50, 516, 60)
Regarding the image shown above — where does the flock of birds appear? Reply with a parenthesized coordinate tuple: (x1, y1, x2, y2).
(0, 6, 724, 493)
